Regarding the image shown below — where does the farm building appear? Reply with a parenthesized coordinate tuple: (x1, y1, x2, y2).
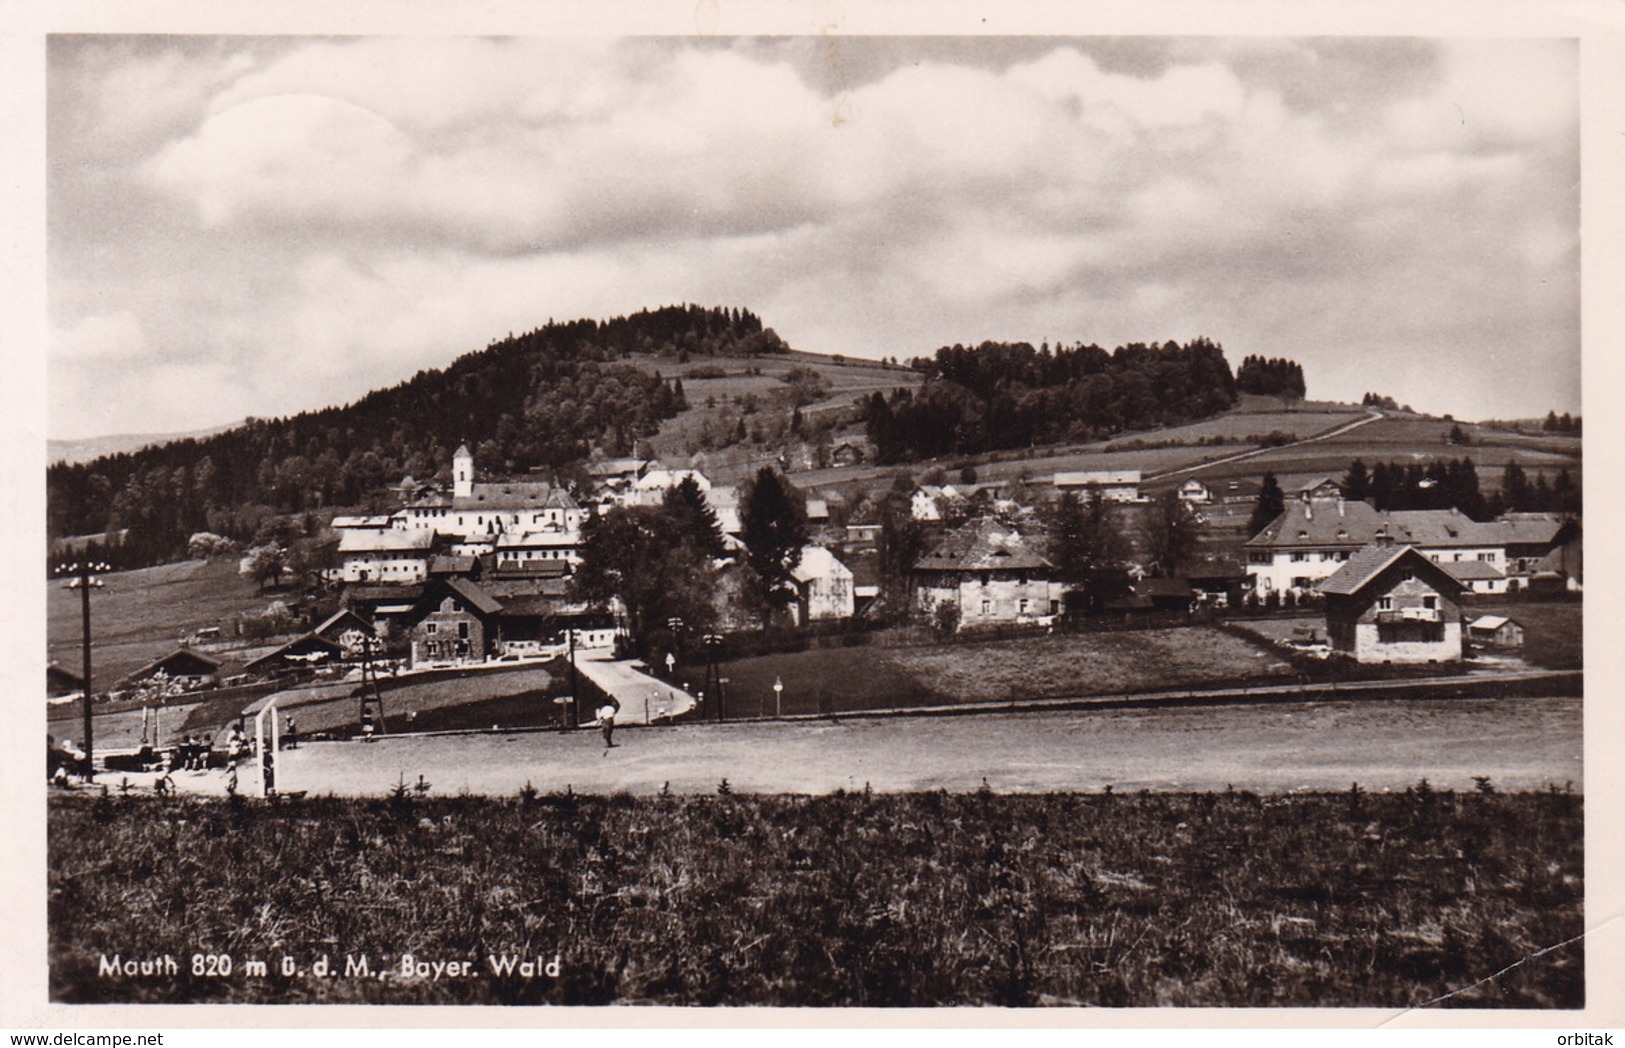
(1054, 470, 1141, 503)
(913, 518, 1062, 630)
(117, 647, 223, 691)
(1467, 615, 1525, 648)
(242, 635, 348, 679)
(47, 662, 85, 699)
(312, 608, 378, 655)
(1320, 543, 1465, 665)
(1178, 479, 1213, 503)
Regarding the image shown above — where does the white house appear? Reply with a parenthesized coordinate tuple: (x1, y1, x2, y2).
(1246, 497, 1511, 597)
(789, 545, 855, 623)
(1054, 470, 1142, 502)
(1178, 479, 1212, 504)
(337, 528, 435, 584)
(494, 527, 583, 570)
(626, 468, 712, 507)
(912, 518, 1063, 630)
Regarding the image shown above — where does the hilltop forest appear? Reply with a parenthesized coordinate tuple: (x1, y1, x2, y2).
(862, 337, 1240, 463)
(47, 305, 783, 567)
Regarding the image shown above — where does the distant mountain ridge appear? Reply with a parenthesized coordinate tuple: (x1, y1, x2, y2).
(49, 422, 244, 467)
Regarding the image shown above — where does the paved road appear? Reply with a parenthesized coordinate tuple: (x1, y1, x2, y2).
(572, 649, 697, 725)
(113, 695, 1581, 798)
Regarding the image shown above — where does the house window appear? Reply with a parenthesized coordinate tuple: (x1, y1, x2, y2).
(981, 600, 991, 617)
(1478, 553, 1495, 562)
(426, 623, 437, 634)
(1019, 598, 1030, 615)
(1423, 596, 1437, 610)
(1292, 577, 1312, 589)
(1291, 552, 1309, 562)
(1378, 597, 1393, 611)
(459, 622, 470, 640)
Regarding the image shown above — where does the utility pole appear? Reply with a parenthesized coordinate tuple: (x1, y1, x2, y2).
(57, 560, 107, 780)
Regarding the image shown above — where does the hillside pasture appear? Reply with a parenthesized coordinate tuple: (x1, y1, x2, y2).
(47, 557, 300, 688)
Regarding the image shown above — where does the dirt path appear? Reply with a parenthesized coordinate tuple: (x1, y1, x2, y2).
(115, 695, 1580, 798)
(1144, 407, 1384, 482)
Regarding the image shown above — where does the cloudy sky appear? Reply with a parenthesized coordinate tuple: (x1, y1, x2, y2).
(47, 35, 1579, 440)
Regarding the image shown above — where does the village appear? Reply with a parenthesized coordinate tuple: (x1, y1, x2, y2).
(46, 422, 1583, 778)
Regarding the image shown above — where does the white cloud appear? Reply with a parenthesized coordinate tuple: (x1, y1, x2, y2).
(50, 312, 147, 363)
(50, 36, 1580, 436)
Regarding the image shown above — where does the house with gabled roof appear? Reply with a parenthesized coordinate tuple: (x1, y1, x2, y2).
(789, 545, 855, 623)
(1246, 500, 1512, 597)
(912, 518, 1062, 630)
(1320, 542, 1465, 664)
(337, 527, 435, 584)
(406, 577, 504, 665)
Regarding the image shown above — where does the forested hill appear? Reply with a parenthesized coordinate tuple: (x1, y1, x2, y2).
(862, 337, 1244, 464)
(48, 305, 784, 566)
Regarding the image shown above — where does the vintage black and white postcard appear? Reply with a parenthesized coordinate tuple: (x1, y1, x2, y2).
(6, 0, 1623, 1033)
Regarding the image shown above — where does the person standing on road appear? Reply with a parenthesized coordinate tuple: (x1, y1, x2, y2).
(598, 698, 619, 751)
(285, 714, 298, 750)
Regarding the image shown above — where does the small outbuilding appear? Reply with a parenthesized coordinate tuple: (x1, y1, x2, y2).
(118, 647, 223, 690)
(1467, 615, 1526, 649)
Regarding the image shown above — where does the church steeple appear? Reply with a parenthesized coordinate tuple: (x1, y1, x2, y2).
(454, 444, 473, 499)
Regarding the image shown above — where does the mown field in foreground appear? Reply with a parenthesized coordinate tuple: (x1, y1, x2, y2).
(50, 788, 1581, 1007)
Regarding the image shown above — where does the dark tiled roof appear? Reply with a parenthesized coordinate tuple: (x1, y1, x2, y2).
(1249, 501, 1507, 550)
(1318, 543, 1463, 597)
(1442, 561, 1505, 581)
(430, 555, 477, 575)
(915, 518, 1052, 573)
(123, 647, 223, 683)
(445, 577, 504, 617)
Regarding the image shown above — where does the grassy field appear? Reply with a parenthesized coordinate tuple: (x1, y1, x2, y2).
(1459, 599, 1584, 671)
(49, 788, 1583, 1006)
(701, 628, 1296, 716)
(47, 558, 298, 688)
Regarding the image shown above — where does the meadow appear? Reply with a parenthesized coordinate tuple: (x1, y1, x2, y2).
(49, 786, 1583, 1007)
(47, 558, 282, 687)
(703, 628, 1297, 717)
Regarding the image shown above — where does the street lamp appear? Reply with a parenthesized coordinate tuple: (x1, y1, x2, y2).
(702, 633, 725, 722)
(55, 560, 109, 781)
(773, 676, 784, 720)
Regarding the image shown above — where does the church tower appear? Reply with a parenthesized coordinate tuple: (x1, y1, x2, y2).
(453, 444, 473, 499)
